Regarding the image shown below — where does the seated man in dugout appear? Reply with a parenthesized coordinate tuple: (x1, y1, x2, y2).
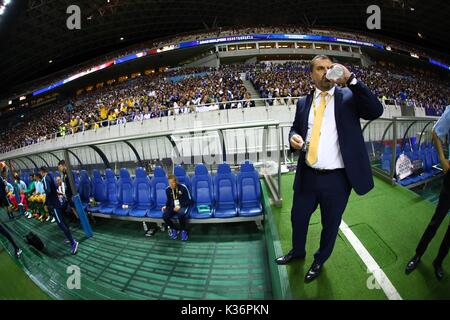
(162, 175, 192, 241)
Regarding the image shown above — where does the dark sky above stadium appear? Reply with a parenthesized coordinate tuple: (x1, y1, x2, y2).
(0, 0, 448, 96)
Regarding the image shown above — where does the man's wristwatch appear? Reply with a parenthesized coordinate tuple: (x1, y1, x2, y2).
(346, 72, 357, 86)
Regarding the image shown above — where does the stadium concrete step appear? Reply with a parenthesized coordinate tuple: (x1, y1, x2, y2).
(243, 80, 265, 107)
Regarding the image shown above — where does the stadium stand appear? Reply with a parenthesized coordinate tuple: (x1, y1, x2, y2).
(1, 60, 449, 153)
(14, 24, 449, 99)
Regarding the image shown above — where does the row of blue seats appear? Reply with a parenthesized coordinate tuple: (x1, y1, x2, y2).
(19, 170, 62, 187)
(76, 161, 262, 219)
(381, 142, 441, 186)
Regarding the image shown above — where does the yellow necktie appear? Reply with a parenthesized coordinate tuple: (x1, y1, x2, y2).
(306, 92, 329, 166)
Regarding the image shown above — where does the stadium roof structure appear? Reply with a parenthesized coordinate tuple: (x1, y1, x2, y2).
(0, 0, 448, 96)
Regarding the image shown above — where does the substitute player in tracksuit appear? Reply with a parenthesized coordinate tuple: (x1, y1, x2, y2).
(40, 166, 78, 254)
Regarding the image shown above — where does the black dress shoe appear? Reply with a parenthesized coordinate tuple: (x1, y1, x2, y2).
(405, 255, 421, 274)
(274, 250, 305, 265)
(304, 261, 322, 282)
(433, 260, 444, 280)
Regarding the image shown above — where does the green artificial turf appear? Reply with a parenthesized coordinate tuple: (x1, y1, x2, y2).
(0, 213, 271, 300)
(272, 173, 450, 300)
(0, 245, 50, 300)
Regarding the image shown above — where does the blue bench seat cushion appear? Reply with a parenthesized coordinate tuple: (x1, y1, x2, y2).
(191, 164, 214, 219)
(130, 167, 153, 217)
(112, 168, 134, 216)
(239, 203, 263, 217)
(148, 166, 168, 218)
(99, 169, 119, 214)
(147, 206, 164, 218)
(87, 203, 103, 213)
(98, 204, 118, 214)
(213, 163, 238, 218)
(130, 205, 150, 217)
(237, 161, 263, 217)
(190, 205, 213, 219)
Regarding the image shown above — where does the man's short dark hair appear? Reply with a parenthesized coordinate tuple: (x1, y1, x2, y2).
(168, 174, 177, 181)
(39, 166, 47, 173)
(309, 55, 333, 72)
(58, 160, 66, 166)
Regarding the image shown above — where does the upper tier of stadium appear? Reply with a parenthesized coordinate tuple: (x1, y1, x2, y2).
(2, 24, 449, 102)
(1, 0, 449, 94)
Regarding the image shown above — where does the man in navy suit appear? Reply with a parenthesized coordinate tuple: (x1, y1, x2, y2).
(275, 55, 383, 282)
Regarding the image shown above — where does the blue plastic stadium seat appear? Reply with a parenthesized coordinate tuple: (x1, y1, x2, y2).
(113, 168, 134, 216)
(213, 163, 238, 218)
(130, 167, 152, 217)
(429, 144, 441, 175)
(411, 143, 420, 161)
(53, 171, 61, 185)
(398, 177, 414, 186)
(381, 146, 392, 173)
(22, 171, 29, 186)
(431, 145, 439, 165)
(147, 166, 168, 218)
(237, 161, 262, 217)
(190, 164, 214, 219)
(174, 165, 192, 191)
(419, 143, 433, 179)
(73, 171, 80, 191)
(99, 169, 119, 214)
(87, 170, 106, 213)
(395, 144, 401, 159)
(403, 142, 413, 160)
(78, 170, 92, 209)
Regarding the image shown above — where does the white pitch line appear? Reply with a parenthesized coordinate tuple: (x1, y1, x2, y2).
(339, 220, 403, 300)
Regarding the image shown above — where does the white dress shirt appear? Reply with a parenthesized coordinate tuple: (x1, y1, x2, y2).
(306, 85, 345, 170)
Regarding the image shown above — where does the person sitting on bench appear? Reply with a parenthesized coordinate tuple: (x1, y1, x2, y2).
(162, 175, 192, 241)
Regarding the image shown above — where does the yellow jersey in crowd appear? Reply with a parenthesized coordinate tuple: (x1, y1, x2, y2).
(99, 106, 108, 120)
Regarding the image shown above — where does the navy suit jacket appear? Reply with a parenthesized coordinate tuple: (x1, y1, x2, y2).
(43, 173, 61, 209)
(289, 81, 383, 195)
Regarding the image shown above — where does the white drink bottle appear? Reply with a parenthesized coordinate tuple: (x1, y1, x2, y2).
(326, 65, 344, 81)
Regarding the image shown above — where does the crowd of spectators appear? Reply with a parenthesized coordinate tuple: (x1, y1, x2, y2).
(248, 61, 450, 113)
(0, 66, 252, 152)
(248, 62, 311, 106)
(1, 60, 449, 153)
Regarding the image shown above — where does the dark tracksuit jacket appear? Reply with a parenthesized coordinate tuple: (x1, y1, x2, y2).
(42, 174, 61, 209)
(165, 184, 192, 210)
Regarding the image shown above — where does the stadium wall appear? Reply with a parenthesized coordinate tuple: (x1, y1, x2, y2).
(1, 102, 418, 165)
